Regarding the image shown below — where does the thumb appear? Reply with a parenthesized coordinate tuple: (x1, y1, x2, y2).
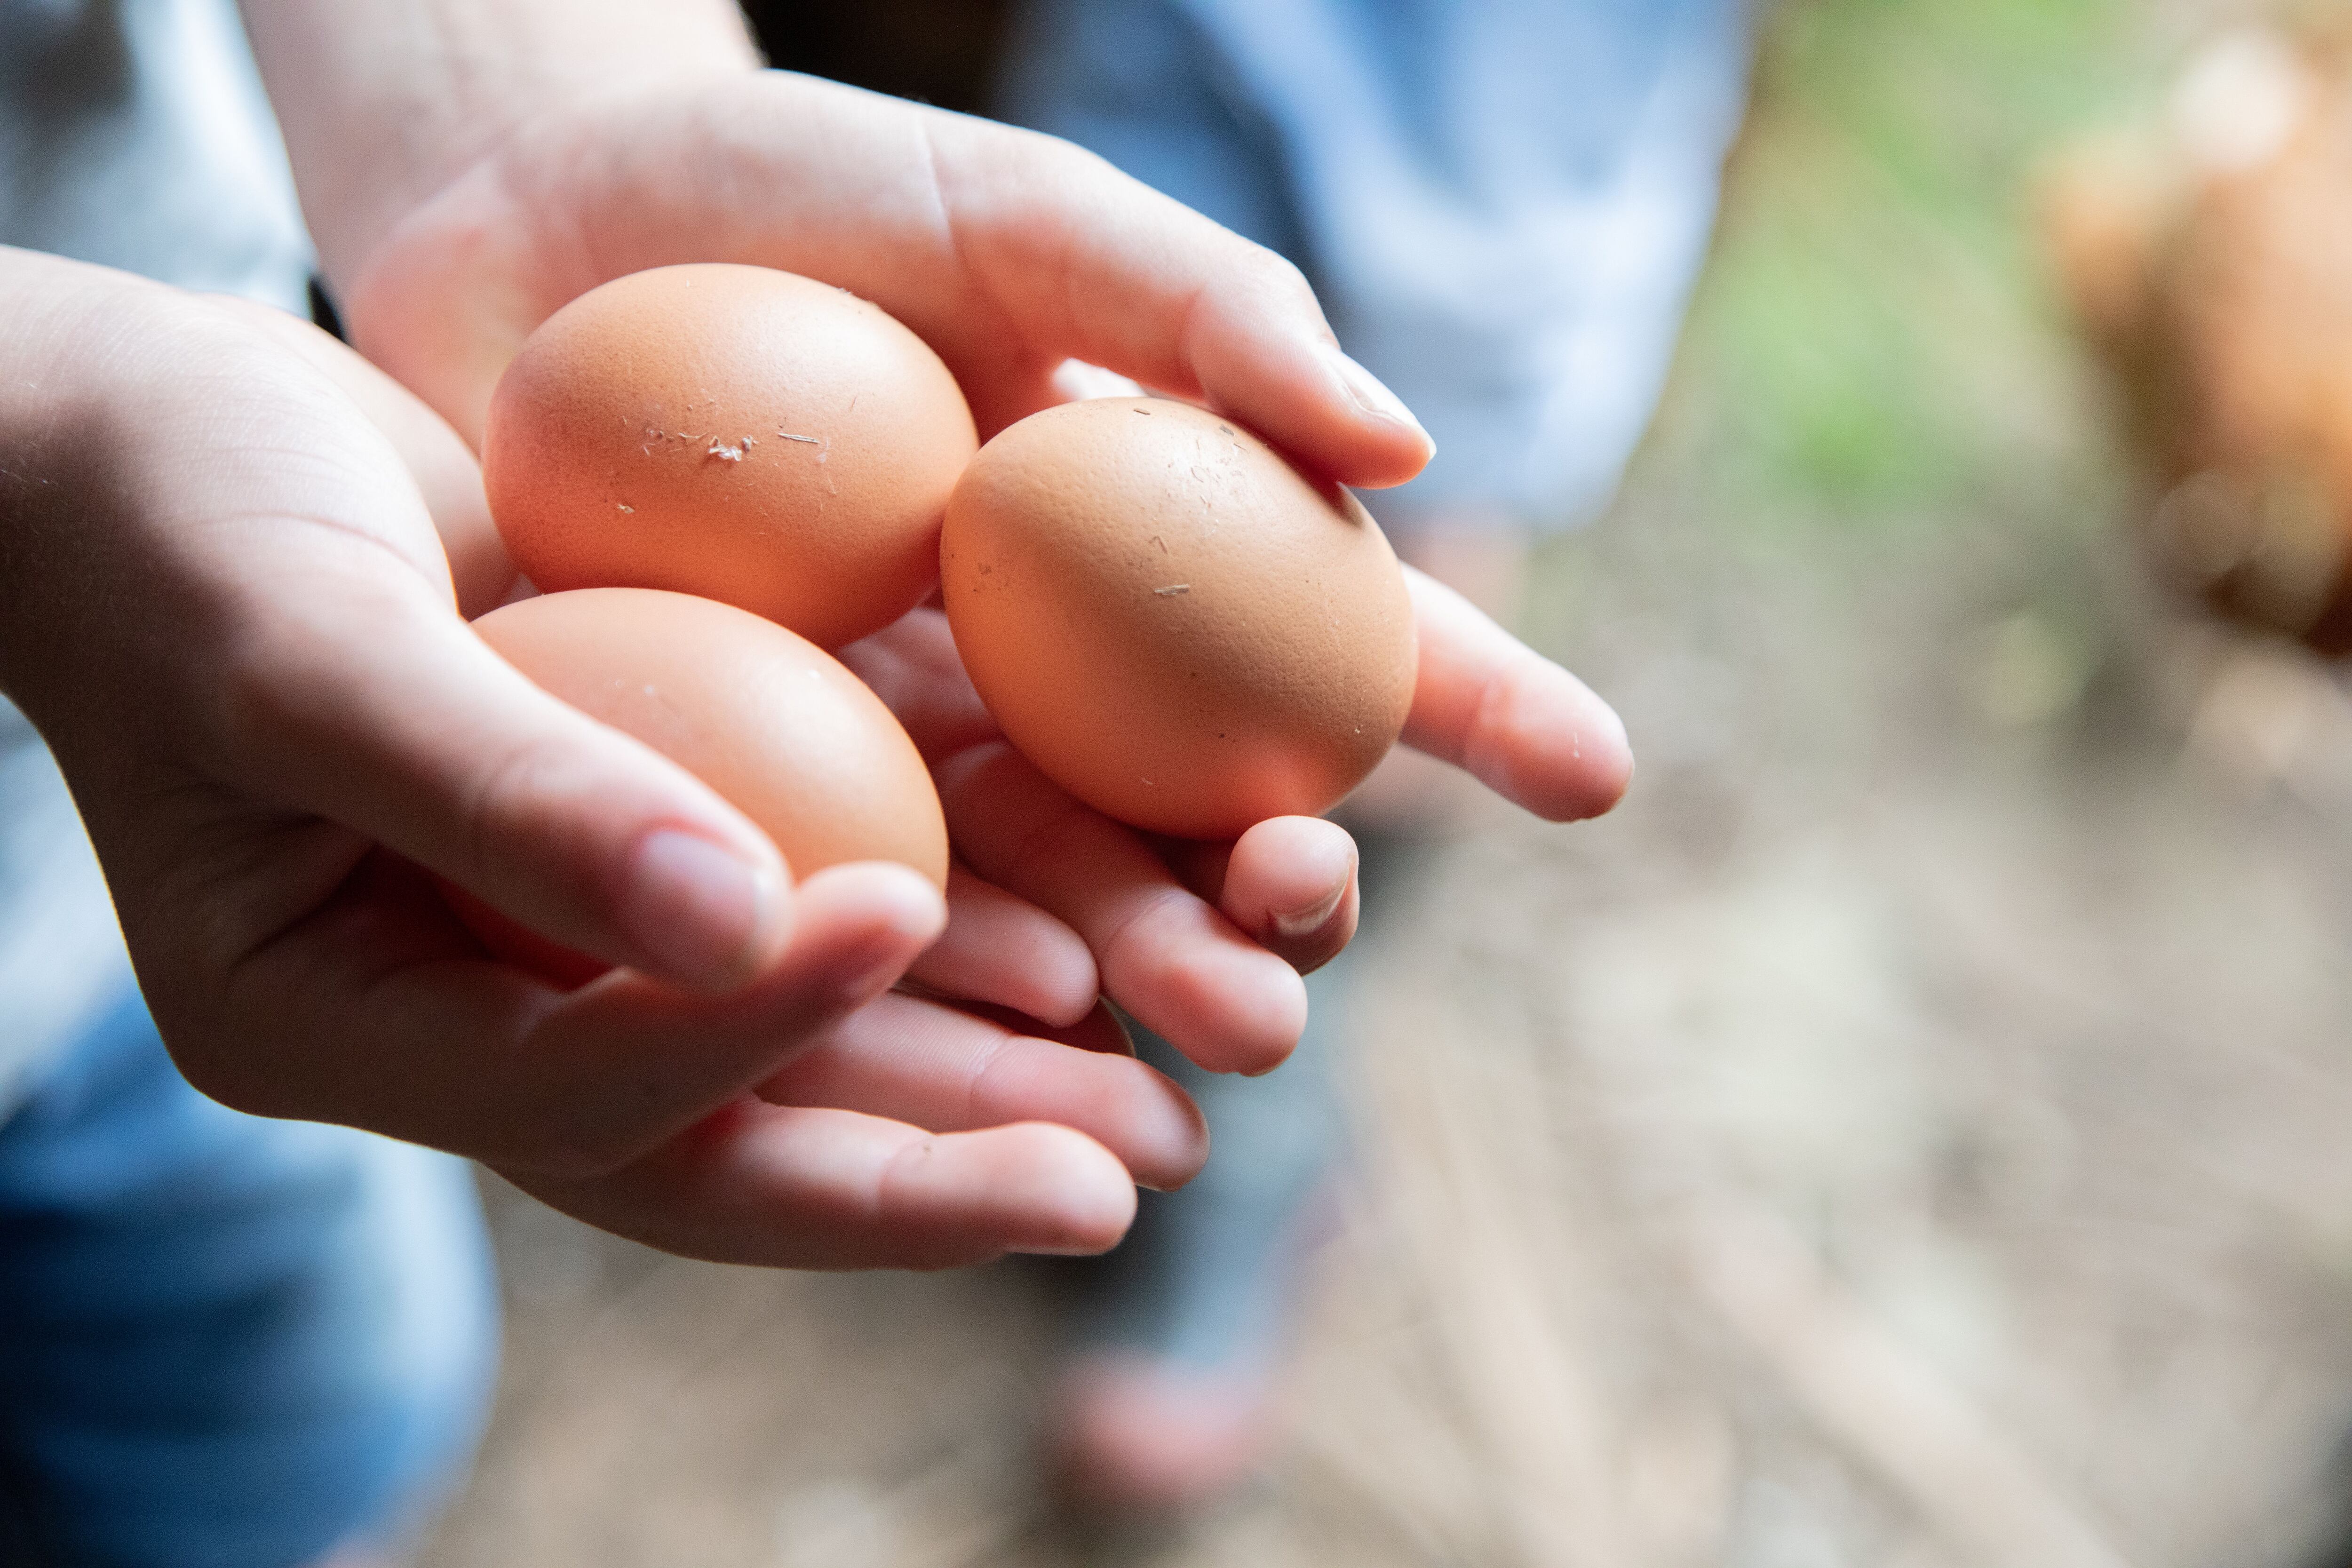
(217, 576, 791, 991)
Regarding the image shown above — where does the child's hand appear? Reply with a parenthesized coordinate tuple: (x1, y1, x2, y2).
(250, 32, 1634, 1021)
(0, 250, 1209, 1268)
(329, 67, 1632, 783)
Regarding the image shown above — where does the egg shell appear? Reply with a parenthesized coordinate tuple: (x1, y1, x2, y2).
(483, 264, 977, 649)
(942, 398, 1417, 839)
(451, 587, 947, 983)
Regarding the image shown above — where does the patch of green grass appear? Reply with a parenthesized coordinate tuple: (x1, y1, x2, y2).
(1657, 0, 2179, 530)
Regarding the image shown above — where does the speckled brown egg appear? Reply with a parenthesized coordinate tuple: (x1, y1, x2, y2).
(483, 264, 976, 649)
(448, 587, 947, 985)
(941, 398, 1417, 839)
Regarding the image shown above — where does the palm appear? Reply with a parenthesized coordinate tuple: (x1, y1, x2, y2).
(285, 68, 1632, 1260)
(337, 70, 1629, 826)
(335, 72, 1380, 1058)
(14, 287, 1205, 1270)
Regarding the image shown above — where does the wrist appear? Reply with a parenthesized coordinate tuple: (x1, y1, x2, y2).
(239, 0, 761, 290)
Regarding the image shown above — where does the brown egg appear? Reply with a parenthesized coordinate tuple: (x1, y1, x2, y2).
(450, 587, 947, 984)
(942, 398, 1417, 839)
(483, 264, 977, 649)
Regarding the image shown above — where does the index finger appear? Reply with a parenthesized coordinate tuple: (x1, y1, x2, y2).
(921, 110, 1436, 484)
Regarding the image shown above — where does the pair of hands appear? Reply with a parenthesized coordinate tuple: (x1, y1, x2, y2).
(0, 53, 1629, 1270)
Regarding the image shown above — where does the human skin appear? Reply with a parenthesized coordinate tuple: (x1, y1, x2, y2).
(0, 249, 1224, 1262)
(250, 0, 1631, 921)
(0, 2, 1632, 1272)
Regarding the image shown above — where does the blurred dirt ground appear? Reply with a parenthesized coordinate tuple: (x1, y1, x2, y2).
(421, 2, 2352, 1564)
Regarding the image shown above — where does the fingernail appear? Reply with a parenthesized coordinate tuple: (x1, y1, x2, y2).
(838, 946, 914, 1006)
(621, 828, 779, 989)
(835, 867, 948, 1003)
(1322, 345, 1432, 446)
(1271, 881, 1348, 940)
(837, 929, 928, 1006)
(1010, 1240, 1120, 1258)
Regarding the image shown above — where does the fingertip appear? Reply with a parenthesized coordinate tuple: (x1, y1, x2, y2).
(617, 825, 792, 992)
(1222, 817, 1359, 974)
(1312, 344, 1435, 488)
(665, 861, 945, 1020)
(1205, 347, 1433, 491)
(919, 867, 1099, 1026)
(1028, 969, 1106, 1031)
(985, 1041, 1210, 1193)
(1152, 941, 1307, 1076)
(949, 1024, 1201, 1190)
(1581, 697, 1636, 814)
(1230, 817, 1356, 931)
(1407, 564, 1637, 824)
(1182, 281, 1431, 490)
(866, 860, 954, 945)
(800, 860, 948, 939)
(987, 912, 1099, 1029)
(986, 1123, 1140, 1256)
(1129, 1071, 1212, 1192)
(1497, 669, 1635, 822)
(778, 861, 950, 1009)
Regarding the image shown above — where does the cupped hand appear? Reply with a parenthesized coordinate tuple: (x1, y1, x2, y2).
(0, 252, 1204, 1269)
(328, 69, 1631, 1065)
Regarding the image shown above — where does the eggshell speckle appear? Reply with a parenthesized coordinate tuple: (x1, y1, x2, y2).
(942, 398, 1417, 839)
(484, 264, 976, 649)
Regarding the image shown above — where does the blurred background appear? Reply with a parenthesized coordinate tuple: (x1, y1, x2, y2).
(421, 0, 2352, 1563)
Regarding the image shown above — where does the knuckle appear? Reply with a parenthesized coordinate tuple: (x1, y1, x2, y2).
(1255, 247, 1316, 303)
(959, 1032, 1021, 1125)
(1217, 240, 1319, 323)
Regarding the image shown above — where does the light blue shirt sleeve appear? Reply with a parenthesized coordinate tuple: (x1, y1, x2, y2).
(0, 0, 314, 1106)
(0, 0, 313, 310)
(999, 0, 1754, 527)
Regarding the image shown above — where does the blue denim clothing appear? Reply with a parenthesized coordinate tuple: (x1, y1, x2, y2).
(1000, 0, 1753, 525)
(998, 6, 1748, 1375)
(0, 0, 314, 1105)
(0, 6, 492, 1559)
(0, 991, 499, 1568)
